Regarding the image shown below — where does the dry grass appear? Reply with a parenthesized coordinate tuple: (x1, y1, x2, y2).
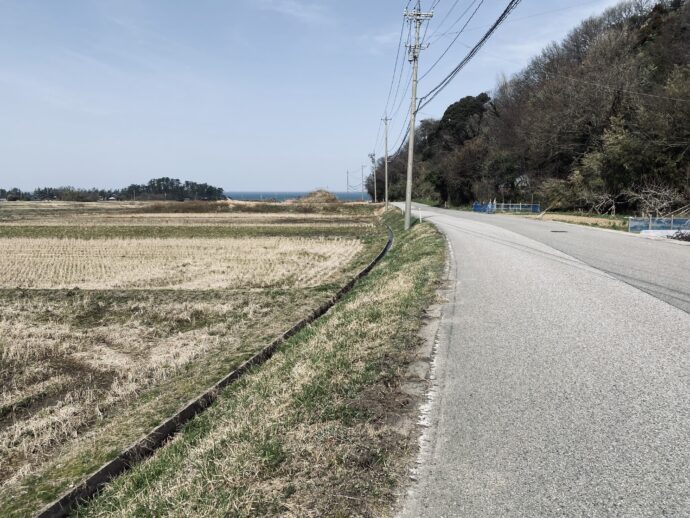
(0, 293, 253, 485)
(0, 201, 385, 516)
(0, 237, 362, 290)
(0, 212, 374, 227)
(521, 212, 627, 229)
(291, 190, 339, 204)
(77, 212, 446, 518)
(0, 200, 376, 224)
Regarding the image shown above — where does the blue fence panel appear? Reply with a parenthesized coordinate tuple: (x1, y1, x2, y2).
(628, 217, 690, 233)
(472, 202, 495, 213)
(472, 202, 540, 214)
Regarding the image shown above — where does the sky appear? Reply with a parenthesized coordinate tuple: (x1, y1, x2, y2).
(0, 0, 622, 192)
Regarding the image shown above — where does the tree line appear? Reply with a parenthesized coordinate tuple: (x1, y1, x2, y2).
(370, 0, 690, 216)
(0, 177, 225, 202)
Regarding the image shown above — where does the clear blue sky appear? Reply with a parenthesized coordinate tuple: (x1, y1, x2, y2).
(0, 0, 620, 192)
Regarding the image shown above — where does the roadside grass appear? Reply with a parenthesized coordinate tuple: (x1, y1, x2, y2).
(520, 212, 628, 231)
(77, 210, 445, 518)
(0, 203, 388, 516)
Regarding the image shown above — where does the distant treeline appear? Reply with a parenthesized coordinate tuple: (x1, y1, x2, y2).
(0, 177, 226, 202)
(370, 0, 690, 216)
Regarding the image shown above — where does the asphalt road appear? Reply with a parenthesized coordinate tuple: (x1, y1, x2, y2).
(414, 205, 690, 313)
(396, 204, 690, 517)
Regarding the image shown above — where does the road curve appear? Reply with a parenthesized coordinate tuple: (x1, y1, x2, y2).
(415, 204, 690, 313)
(397, 204, 690, 517)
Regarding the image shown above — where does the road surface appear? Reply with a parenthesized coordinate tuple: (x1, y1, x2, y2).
(397, 204, 690, 517)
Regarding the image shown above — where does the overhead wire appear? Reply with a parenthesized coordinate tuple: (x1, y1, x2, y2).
(547, 72, 690, 104)
(419, 0, 483, 81)
(426, 0, 463, 42)
(383, 8, 409, 116)
(391, 112, 411, 157)
(447, 39, 690, 105)
(373, 0, 413, 155)
(436, 0, 616, 38)
(420, 0, 440, 53)
(418, 0, 523, 111)
(390, 14, 413, 113)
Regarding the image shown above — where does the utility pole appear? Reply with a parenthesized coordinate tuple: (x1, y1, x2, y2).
(404, 3, 433, 230)
(368, 152, 377, 203)
(383, 115, 391, 209)
(361, 164, 365, 202)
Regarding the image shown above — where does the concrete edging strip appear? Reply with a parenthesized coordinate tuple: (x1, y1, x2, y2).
(37, 225, 394, 518)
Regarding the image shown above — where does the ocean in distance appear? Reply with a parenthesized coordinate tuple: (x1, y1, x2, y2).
(225, 191, 367, 202)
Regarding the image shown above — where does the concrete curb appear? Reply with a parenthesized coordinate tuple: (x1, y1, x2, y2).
(37, 225, 394, 518)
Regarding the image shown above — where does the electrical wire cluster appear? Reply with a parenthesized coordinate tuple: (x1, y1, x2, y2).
(372, 0, 525, 161)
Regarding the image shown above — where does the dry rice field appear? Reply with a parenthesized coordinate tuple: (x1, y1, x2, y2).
(0, 200, 385, 516)
(0, 212, 375, 227)
(0, 237, 362, 290)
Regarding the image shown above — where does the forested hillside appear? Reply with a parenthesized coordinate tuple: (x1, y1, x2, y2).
(373, 0, 690, 215)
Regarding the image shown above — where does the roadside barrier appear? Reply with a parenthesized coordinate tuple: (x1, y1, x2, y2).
(472, 202, 540, 214)
(628, 216, 690, 233)
(37, 225, 394, 518)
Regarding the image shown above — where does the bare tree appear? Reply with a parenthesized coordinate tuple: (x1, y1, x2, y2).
(624, 183, 684, 216)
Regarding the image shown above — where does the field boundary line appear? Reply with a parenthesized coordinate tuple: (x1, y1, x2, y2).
(36, 225, 393, 518)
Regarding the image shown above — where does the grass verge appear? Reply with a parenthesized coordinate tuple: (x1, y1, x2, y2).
(76, 210, 445, 517)
(519, 212, 627, 231)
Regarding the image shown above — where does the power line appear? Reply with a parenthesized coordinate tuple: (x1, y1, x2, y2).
(373, 1, 413, 155)
(426, 0, 463, 42)
(420, 0, 483, 81)
(383, 12, 409, 116)
(389, 54, 410, 120)
(547, 72, 690, 104)
(392, 113, 411, 155)
(446, 40, 690, 106)
(418, 0, 522, 111)
(420, 0, 441, 51)
(435, 0, 615, 38)
(371, 1, 413, 156)
(390, 68, 414, 121)
(390, 14, 414, 114)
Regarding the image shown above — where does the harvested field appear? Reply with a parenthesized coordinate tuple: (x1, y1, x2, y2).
(0, 237, 362, 290)
(0, 212, 375, 227)
(0, 200, 386, 516)
(77, 210, 446, 518)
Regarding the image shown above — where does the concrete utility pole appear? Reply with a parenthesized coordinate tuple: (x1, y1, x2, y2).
(404, 4, 433, 230)
(368, 152, 377, 203)
(383, 115, 391, 209)
(361, 164, 365, 201)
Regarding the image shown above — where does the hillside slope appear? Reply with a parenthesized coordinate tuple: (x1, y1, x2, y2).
(374, 0, 690, 214)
